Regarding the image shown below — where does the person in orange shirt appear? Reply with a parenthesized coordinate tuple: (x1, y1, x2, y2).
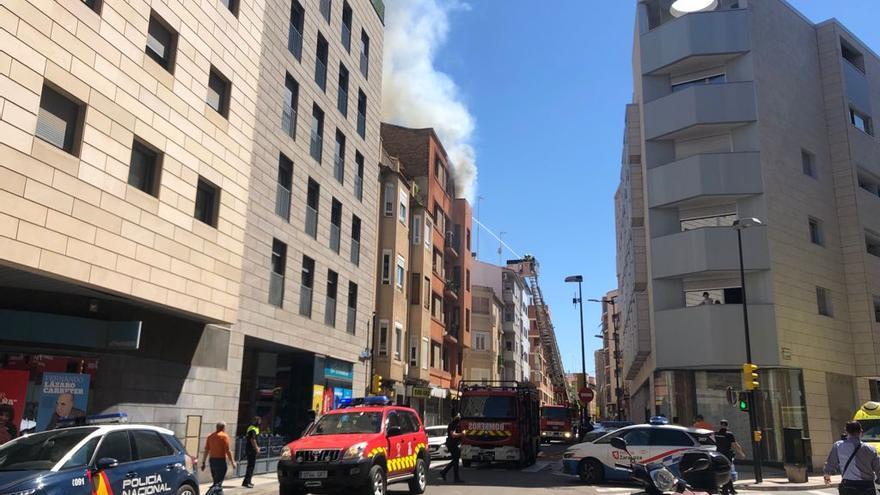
(201, 421, 236, 493)
(693, 414, 714, 431)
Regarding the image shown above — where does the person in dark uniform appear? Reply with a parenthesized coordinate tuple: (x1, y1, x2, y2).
(242, 417, 261, 488)
(715, 419, 745, 495)
(440, 413, 465, 483)
(824, 421, 880, 495)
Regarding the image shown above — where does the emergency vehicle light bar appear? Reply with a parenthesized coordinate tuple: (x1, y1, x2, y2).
(57, 413, 129, 428)
(649, 416, 669, 425)
(339, 396, 391, 408)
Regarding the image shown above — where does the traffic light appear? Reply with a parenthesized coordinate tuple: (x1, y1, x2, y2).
(742, 363, 759, 391)
(371, 374, 383, 394)
(737, 392, 749, 412)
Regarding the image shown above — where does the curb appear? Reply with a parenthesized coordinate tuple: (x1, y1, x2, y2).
(735, 482, 839, 492)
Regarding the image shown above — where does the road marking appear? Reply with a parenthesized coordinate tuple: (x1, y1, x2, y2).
(810, 491, 834, 495)
(594, 488, 634, 493)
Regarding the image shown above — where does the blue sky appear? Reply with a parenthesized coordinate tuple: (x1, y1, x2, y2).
(427, 0, 880, 377)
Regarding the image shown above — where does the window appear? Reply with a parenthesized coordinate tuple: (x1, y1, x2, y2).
(315, 34, 329, 92)
(320, 0, 331, 22)
(431, 293, 443, 320)
(474, 297, 489, 314)
(360, 29, 370, 78)
(816, 286, 833, 317)
(381, 250, 391, 284)
(399, 191, 408, 224)
(842, 38, 866, 72)
(394, 323, 403, 360)
(145, 12, 177, 71)
(473, 332, 487, 351)
(334, 130, 346, 183)
(207, 67, 231, 118)
(81, 0, 101, 12)
(354, 152, 364, 201)
(383, 182, 394, 216)
(874, 296, 880, 324)
(467, 228, 471, 251)
(347, 282, 357, 334)
(801, 149, 816, 178)
(128, 139, 162, 196)
(276, 154, 293, 220)
(96, 431, 132, 463)
(289, 0, 305, 60)
(305, 178, 320, 238)
(425, 217, 433, 248)
(325, 270, 338, 326)
(283, 74, 299, 138)
(680, 213, 737, 231)
(61, 437, 99, 469)
(466, 308, 470, 332)
(132, 430, 173, 460)
(671, 73, 725, 92)
(412, 215, 422, 245)
(431, 342, 441, 368)
(378, 320, 389, 356)
(867, 230, 880, 258)
(851, 108, 873, 135)
(466, 269, 471, 291)
(269, 239, 286, 307)
(330, 198, 342, 253)
(432, 248, 443, 275)
(423, 277, 430, 310)
(300, 256, 315, 317)
(310, 105, 324, 162)
(194, 177, 220, 227)
(337, 64, 349, 116)
(808, 217, 824, 246)
(859, 169, 880, 197)
(356, 90, 367, 138)
(220, 0, 238, 16)
(396, 255, 405, 290)
(422, 338, 430, 370)
(409, 337, 418, 367)
(410, 272, 421, 305)
(341, 2, 352, 51)
(505, 339, 512, 352)
(350, 215, 361, 266)
(36, 84, 83, 155)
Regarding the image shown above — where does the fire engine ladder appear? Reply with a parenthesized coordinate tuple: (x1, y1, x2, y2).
(525, 272, 574, 405)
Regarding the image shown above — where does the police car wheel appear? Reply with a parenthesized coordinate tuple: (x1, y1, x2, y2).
(409, 458, 427, 494)
(176, 483, 197, 495)
(578, 458, 604, 484)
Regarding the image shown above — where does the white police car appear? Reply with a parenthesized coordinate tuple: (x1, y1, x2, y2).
(0, 414, 199, 495)
(562, 419, 716, 484)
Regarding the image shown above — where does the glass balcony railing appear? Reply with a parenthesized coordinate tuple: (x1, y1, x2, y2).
(357, 111, 366, 138)
(338, 89, 348, 116)
(350, 238, 360, 265)
(315, 60, 327, 91)
(305, 206, 318, 238)
(310, 131, 322, 161)
(347, 307, 356, 334)
(288, 23, 303, 60)
(334, 156, 344, 183)
(360, 52, 369, 78)
(354, 175, 363, 201)
(269, 272, 284, 307)
(330, 224, 341, 253)
(341, 25, 351, 52)
(299, 286, 313, 317)
(320, 0, 331, 22)
(325, 297, 336, 326)
(282, 105, 297, 138)
(275, 185, 290, 221)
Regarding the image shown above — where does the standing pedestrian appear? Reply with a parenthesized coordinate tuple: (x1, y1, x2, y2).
(715, 419, 746, 495)
(693, 414, 713, 430)
(440, 413, 465, 483)
(201, 421, 237, 494)
(824, 421, 880, 495)
(242, 417, 261, 488)
(0, 404, 17, 445)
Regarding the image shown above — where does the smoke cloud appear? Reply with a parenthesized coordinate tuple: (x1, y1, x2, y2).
(382, 0, 478, 201)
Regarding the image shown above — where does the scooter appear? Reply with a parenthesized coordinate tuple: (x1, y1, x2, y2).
(610, 437, 713, 495)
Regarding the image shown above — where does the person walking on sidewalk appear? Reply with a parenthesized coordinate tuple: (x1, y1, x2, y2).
(440, 413, 465, 483)
(715, 419, 746, 495)
(242, 417, 261, 488)
(202, 422, 237, 495)
(693, 414, 713, 431)
(824, 421, 880, 495)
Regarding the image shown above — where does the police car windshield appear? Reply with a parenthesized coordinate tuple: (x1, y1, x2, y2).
(461, 396, 515, 419)
(310, 412, 382, 435)
(0, 427, 98, 471)
(541, 408, 569, 420)
(862, 419, 880, 442)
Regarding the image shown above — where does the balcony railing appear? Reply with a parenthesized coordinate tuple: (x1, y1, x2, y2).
(341, 24, 351, 52)
(320, 0, 331, 22)
(299, 286, 313, 317)
(325, 297, 336, 326)
(288, 23, 303, 60)
(334, 156, 344, 183)
(350, 238, 360, 265)
(310, 131, 322, 161)
(282, 105, 297, 138)
(305, 206, 318, 238)
(315, 60, 327, 91)
(353, 175, 363, 201)
(275, 185, 290, 221)
(330, 223, 341, 253)
(347, 307, 356, 334)
(269, 272, 284, 307)
(360, 52, 369, 78)
(357, 111, 366, 138)
(338, 89, 348, 116)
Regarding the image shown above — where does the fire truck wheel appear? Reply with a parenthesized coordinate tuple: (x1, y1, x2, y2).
(462, 460, 472, 468)
(409, 458, 428, 494)
(578, 458, 604, 484)
(365, 464, 387, 495)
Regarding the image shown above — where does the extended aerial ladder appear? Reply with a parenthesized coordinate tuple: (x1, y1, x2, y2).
(506, 255, 574, 405)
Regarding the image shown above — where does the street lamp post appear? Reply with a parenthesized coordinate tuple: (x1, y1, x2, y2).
(565, 275, 586, 424)
(589, 297, 623, 421)
(734, 217, 763, 484)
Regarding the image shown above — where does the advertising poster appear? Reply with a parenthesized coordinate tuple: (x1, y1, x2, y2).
(322, 386, 334, 414)
(0, 370, 29, 443)
(37, 372, 90, 431)
(311, 385, 324, 415)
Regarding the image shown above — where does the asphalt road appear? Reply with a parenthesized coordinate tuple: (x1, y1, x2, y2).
(204, 443, 841, 495)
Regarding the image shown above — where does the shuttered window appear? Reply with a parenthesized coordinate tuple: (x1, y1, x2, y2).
(36, 85, 82, 154)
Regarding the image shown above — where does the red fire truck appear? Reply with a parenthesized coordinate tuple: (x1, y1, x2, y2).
(458, 381, 540, 467)
(539, 405, 578, 443)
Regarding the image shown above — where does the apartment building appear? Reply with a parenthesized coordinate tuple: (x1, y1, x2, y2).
(594, 290, 624, 419)
(528, 305, 555, 405)
(380, 123, 473, 426)
(618, 0, 880, 467)
(463, 284, 503, 383)
(0, 0, 384, 450)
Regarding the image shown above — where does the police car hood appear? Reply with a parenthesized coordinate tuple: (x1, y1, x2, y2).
(0, 469, 54, 492)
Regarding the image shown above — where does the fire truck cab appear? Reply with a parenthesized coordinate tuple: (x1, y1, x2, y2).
(540, 405, 577, 443)
(458, 381, 540, 468)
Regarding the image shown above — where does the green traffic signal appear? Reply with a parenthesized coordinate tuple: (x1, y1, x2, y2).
(738, 399, 748, 411)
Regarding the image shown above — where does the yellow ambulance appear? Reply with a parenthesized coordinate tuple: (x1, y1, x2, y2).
(854, 402, 880, 448)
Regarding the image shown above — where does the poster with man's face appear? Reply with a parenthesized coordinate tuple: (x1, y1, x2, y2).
(37, 372, 90, 431)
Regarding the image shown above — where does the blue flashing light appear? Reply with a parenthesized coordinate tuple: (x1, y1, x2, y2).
(339, 396, 391, 408)
(649, 415, 670, 425)
(363, 396, 391, 406)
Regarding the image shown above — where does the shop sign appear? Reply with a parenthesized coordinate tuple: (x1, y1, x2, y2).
(37, 372, 90, 431)
(323, 359, 353, 381)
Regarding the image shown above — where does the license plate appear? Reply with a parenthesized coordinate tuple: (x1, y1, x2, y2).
(480, 452, 495, 460)
(300, 471, 328, 479)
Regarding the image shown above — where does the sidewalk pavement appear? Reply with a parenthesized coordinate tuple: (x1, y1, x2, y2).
(733, 466, 841, 492)
(199, 472, 277, 494)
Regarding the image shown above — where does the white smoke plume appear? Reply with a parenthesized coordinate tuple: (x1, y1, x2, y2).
(382, 0, 478, 201)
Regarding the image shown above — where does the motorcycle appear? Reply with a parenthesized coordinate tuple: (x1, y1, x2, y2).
(610, 437, 727, 495)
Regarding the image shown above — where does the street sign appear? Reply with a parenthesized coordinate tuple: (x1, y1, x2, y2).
(579, 388, 594, 404)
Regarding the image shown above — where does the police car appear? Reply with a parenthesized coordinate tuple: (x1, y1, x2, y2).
(562, 418, 716, 484)
(0, 414, 199, 495)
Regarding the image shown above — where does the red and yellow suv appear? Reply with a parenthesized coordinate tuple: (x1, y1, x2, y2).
(278, 397, 429, 495)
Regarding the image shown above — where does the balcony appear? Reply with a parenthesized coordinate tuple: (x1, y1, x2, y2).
(305, 206, 318, 238)
(641, 8, 750, 76)
(651, 225, 769, 279)
(315, 60, 327, 91)
(268, 272, 284, 307)
(444, 232, 460, 258)
(329, 223, 341, 253)
(654, 303, 779, 368)
(350, 238, 360, 266)
(275, 185, 291, 221)
(310, 131, 323, 162)
(644, 82, 756, 141)
(324, 297, 336, 327)
(334, 156, 344, 183)
(288, 23, 303, 61)
(843, 57, 871, 113)
(282, 104, 297, 138)
(858, 188, 880, 235)
(444, 281, 460, 301)
(338, 88, 348, 116)
(299, 286, 313, 317)
(347, 307, 356, 334)
(647, 152, 762, 208)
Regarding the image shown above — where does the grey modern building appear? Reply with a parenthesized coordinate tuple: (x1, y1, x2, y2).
(618, 0, 880, 467)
